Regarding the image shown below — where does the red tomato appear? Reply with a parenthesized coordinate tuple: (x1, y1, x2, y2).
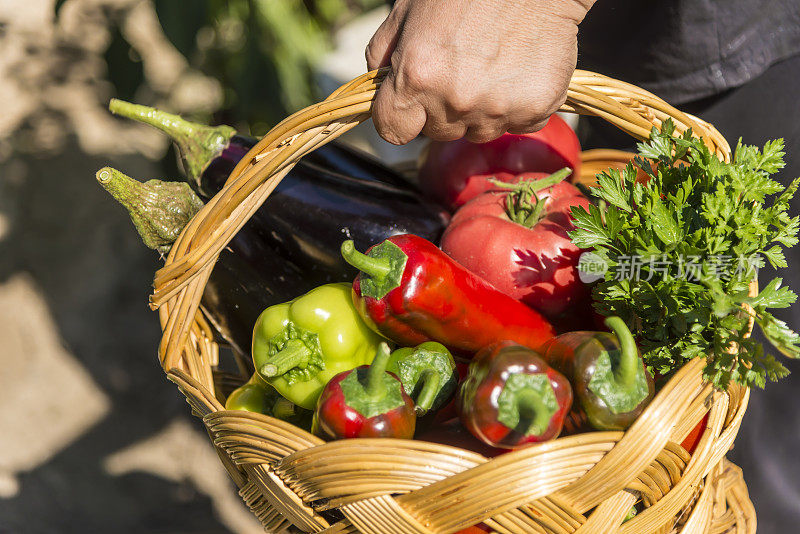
(419, 114, 581, 210)
(441, 174, 591, 319)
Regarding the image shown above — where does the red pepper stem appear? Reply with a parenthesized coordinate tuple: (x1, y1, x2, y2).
(366, 343, 392, 399)
(604, 316, 639, 387)
(412, 369, 441, 416)
(515, 389, 551, 436)
(108, 98, 235, 181)
(260, 339, 312, 377)
(341, 240, 391, 279)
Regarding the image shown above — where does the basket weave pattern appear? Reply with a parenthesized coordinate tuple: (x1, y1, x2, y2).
(151, 69, 755, 533)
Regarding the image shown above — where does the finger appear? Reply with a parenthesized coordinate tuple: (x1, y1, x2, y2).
(421, 119, 468, 142)
(365, 5, 406, 70)
(372, 71, 427, 145)
(507, 118, 549, 135)
(464, 122, 508, 143)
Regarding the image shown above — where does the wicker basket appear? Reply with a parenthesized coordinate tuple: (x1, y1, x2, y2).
(150, 68, 757, 533)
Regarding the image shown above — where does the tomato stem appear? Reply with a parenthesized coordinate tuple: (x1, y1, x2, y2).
(492, 168, 571, 228)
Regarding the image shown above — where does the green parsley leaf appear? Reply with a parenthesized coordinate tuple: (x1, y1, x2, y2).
(573, 120, 800, 389)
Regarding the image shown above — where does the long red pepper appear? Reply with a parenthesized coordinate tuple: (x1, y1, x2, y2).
(341, 234, 556, 355)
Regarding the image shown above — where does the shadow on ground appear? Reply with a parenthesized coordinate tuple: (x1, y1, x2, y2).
(0, 139, 258, 533)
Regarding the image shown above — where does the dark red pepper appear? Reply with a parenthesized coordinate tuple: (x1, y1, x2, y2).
(340, 235, 556, 356)
(312, 343, 416, 440)
(540, 316, 655, 431)
(681, 414, 709, 454)
(457, 341, 572, 449)
(453, 525, 492, 534)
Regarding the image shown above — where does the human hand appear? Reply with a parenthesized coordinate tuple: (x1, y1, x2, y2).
(366, 0, 594, 144)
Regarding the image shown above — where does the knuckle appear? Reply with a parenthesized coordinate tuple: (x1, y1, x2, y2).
(396, 48, 438, 92)
(446, 90, 478, 115)
(482, 97, 510, 119)
(422, 121, 465, 142)
(465, 125, 506, 143)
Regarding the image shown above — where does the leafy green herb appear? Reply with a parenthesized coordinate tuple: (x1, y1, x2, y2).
(571, 120, 800, 389)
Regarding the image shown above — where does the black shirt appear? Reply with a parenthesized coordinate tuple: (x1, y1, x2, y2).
(577, 0, 800, 104)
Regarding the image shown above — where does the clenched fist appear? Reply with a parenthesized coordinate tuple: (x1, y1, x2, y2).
(366, 0, 594, 144)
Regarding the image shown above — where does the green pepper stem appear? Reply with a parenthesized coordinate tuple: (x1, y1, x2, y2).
(96, 167, 202, 254)
(604, 316, 639, 387)
(108, 99, 235, 182)
(341, 240, 391, 279)
(492, 167, 571, 228)
(271, 397, 298, 420)
(514, 388, 552, 436)
(260, 339, 312, 378)
(412, 369, 441, 416)
(366, 343, 392, 399)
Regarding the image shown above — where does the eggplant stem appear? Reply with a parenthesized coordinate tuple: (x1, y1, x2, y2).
(109, 98, 235, 182)
(95, 166, 202, 254)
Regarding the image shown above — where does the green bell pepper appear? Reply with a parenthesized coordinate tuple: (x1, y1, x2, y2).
(225, 373, 313, 429)
(252, 283, 385, 409)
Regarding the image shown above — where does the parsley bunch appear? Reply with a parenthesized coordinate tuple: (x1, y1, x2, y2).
(570, 121, 800, 389)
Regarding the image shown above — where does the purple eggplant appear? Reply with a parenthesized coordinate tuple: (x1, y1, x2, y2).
(108, 100, 448, 281)
(96, 167, 309, 358)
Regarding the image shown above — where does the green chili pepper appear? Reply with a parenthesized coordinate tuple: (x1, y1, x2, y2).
(386, 342, 458, 416)
(252, 283, 385, 409)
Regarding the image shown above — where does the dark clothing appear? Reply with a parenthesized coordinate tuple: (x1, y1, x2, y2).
(580, 53, 800, 534)
(577, 0, 800, 104)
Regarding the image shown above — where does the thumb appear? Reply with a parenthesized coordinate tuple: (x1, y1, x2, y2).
(372, 70, 427, 145)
